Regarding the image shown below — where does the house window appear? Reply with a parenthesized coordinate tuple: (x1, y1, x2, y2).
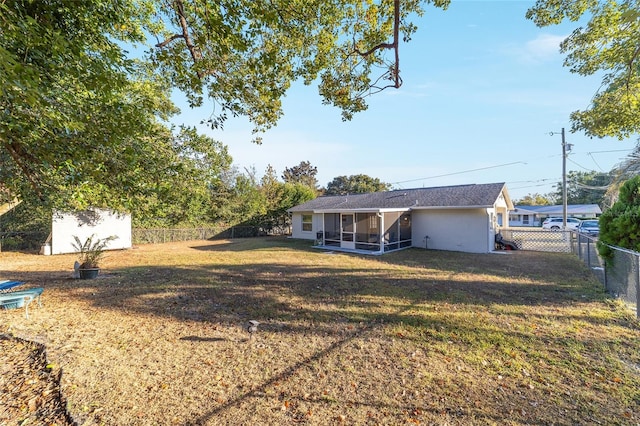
(302, 214, 313, 232)
(523, 214, 529, 225)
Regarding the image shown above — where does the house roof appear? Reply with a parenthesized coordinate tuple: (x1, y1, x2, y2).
(289, 182, 511, 213)
(513, 204, 602, 215)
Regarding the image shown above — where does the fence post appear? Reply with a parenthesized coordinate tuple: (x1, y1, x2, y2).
(636, 254, 640, 319)
(586, 237, 591, 268)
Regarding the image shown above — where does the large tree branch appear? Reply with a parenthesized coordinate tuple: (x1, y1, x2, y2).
(625, 43, 640, 89)
(2, 140, 45, 200)
(352, 0, 401, 89)
(155, 34, 184, 48)
(156, 0, 204, 78)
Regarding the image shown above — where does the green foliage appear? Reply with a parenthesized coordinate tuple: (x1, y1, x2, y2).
(149, 0, 451, 133)
(281, 161, 319, 190)
(604, 140, 640, 208)
(257, 183, 316, 231)
(208, 165, 316, 231)
(210, 167, 265, 226)
(513, 193, 554, 206)
(598, 175, 640, 257)
(526, 0, 640, 139)
(1, 0, 453, 227)
(71, 234, 118, 269)
(325, 174, 391, 195)
(0, 0, 182, 211)
(551, 170, 613, 206)
(0, 201, 50, 233)
(129, 126, 233, 227)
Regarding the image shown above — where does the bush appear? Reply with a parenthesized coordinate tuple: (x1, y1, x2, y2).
(598, 176, 640, 258)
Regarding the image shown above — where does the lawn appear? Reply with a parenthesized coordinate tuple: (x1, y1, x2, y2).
(1, 237, 639, 425)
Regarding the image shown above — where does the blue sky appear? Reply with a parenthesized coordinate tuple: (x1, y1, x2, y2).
(172, 1, 637, 201)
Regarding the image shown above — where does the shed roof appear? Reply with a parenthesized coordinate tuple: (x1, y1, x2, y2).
(289, 182, 511, 213)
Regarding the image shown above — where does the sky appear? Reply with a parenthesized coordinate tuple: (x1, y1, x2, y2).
(170, 0, 638, 202)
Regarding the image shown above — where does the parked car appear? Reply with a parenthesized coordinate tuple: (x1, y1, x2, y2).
(542, 217, 581, 230)
(577, 219, 599, 236)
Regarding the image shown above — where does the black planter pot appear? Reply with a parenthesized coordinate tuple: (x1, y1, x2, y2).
(79, 268, 100, 279)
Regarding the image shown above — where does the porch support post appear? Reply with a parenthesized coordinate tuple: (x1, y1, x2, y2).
(378, 212, 385, 255)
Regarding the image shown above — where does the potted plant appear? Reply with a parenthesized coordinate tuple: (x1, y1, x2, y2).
(72, 234, 117, 279)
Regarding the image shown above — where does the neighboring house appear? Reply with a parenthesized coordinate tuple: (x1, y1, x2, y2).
(288, 182, 513, 255)
(42, 208, 132, 255)
(509, 204, 602, 227)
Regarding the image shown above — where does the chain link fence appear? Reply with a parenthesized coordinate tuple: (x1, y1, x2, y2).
(501, 228, 639, 317)
(571, 233, 639, 318)
(571, 233, 606, 285)
(132, 225, 291, 244)
(500, 229, 572, 252)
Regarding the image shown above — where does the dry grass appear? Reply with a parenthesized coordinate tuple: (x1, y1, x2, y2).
(1, 237, 640, 425)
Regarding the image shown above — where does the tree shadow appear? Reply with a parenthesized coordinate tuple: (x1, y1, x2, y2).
(0, 238, 627, 424)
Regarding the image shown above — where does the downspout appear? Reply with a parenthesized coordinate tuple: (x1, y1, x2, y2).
(488, 208, 495, 253)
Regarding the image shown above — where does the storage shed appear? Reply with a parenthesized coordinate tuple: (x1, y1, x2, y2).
(42, 208, 132, 255)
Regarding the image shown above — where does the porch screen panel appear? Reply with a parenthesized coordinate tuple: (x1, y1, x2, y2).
(324, 213, 340, 247)
(355, 213, 380, 251)
(383, 212, 400, 251)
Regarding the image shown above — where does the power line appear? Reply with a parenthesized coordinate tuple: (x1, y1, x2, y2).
(390, 161, 527, 185)
(389, 147, 634, 191)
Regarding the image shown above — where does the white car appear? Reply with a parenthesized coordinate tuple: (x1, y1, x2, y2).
(542, 217, 581, 230)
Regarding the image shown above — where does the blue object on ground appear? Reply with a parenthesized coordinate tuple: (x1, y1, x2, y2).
(0, 280, 25, 293)
(0, 287, 44, 318)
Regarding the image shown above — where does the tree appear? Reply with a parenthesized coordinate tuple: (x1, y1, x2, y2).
(2, 0, 453, 213)
(149, 0, 451, 135)
(550, 171, 613, 206)
(0, 0, 182, 211)
(325, 174, 391, 195)
(258, 182, 316, 232)
(282, 161, 319, 190)
(130, 126, 233, 227)
(598, 175, 640, 257)
(603, 138, 640, 208)
(211, 166, 266, 226)
(513, 193, 554, 206)
(526, 1, 640, 139)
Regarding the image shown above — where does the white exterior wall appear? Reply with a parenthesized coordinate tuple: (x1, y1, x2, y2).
(50, 209, 132, 255)
(290, 212, 321, 240)
(411, 208, 490, 253)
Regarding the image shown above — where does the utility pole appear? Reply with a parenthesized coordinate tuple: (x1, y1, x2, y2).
(561, 128, 567, 229)
(550, 128, 572, 229)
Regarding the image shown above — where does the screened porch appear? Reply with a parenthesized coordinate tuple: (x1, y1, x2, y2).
(316, 211, 412, 254)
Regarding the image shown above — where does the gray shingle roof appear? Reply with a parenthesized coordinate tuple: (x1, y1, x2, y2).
(289, 183, 509, 212)
(513, 204, 602, 215)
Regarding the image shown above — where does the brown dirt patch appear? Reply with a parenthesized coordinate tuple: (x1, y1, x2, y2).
(1, 238, 639, 425)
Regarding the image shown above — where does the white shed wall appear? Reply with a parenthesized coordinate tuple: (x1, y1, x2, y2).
(411, 209, 490, 253)
(50, 209, 132, 255)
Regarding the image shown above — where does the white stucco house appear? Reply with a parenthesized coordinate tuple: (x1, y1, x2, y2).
(288, 182, 513, 254)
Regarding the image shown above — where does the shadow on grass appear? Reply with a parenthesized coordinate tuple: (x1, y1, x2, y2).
(3, 239, 609, 330)
(1, 238, 633, 424)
